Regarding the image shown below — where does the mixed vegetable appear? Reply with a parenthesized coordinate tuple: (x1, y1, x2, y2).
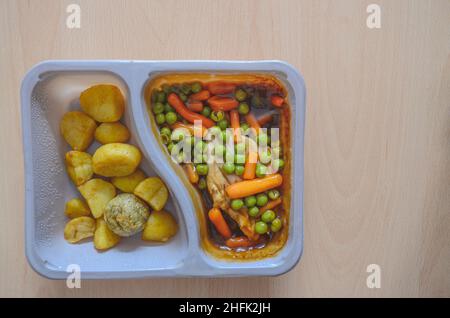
(150, 78, 288, 252)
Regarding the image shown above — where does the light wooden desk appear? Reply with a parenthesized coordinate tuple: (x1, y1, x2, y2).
(0, 0, 448, 297)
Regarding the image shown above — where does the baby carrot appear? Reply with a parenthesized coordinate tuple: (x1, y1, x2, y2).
(243, 151, 258, 180)
(167, 93, 215, 128)
(190, 90, 211, 101)
(187, 101, 203, 112)
(207, 81, 236, 95)
(208, 208, 232, 239)
(260, 197, 282, 213)
(207, 96, 239, 111)
(257, 113, 274, 126)
(229, 110, 241, 143)
(184, 163, 199, 184)
(225, 174, 283, 199)
(244, 112, 262, 134)
(271, 95, 284, 107)
(171, 122, 206, 138)
(225, 236, 254, 248)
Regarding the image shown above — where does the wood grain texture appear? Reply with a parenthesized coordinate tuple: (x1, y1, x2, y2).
(0, 0, 448, 297)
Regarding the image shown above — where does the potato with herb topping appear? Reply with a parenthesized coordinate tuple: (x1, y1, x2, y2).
(64, 216, 96, 243)
(95, 122, 130, 144)
(60, 111, 96, 151)
(65, 198, 91, 218)
(111, 169, 146, 193)
(92, 143, 141, 177)
(65, 151, 93, 186)
(78, 178, 116, 218)
(80, 84, 125, 122)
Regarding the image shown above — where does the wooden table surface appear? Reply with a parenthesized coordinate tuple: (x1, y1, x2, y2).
(1, 0, 449, 297)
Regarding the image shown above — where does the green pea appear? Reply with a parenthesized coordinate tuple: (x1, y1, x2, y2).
(272, 158, 285, 171)
(191, 82, 202, 93)
(181, 84, 191, 95)
(255, 163, 267, 178)
(179, 93, 188, 102)
(238, 102, 250, 115)
(234, 165, 245, 176)
(271, 146, 282, 158)
(151, 89, 158, 103)
(209, 126, 222, 136)
(235, 88, 248, 102)
(231, 199, 244, 210)
(214, 144, 225, 157)
(165, 112, 177, 125)
(261, 210, 276, 223)
(195, 141, 207, 153)
(160, 134, 170, 145)
(271, 218, 282, 232)
(218, 119, 229, 131)
(167, 142, 175, 153)
(245, 196, 257, 208)
(259, 150, 272, 164)
(162, 84, 171, 94)
(193, 152, 204, 164)
(255, 221, 268, 234)
(257, 133, 269, 145)
(171, 129, 185, 142)
(174, 152, 186, 163)
(235, 143, 246, 154)
(210, 111, 225, 122)
(256, 193, 269, 207)
(240, 123, 250, 134)
(198, 177, 207, 190)
(268, 189, 280, 200)
(196, 163, 208, 176)
(153, 102, 165, 114)
(156, 91, 166, 103)
(223, 162, 235, 174)
(201, 106, 212, 117)
(160, 127, 172, 137)
(156, 113, 166, 125)
(224, 150, 234, 163)
(164, 103, 174, 113)
(234, 154, 246, 164)
(248, 206, 259, 217)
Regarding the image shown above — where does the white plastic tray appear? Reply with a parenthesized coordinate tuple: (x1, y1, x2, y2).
(21, 60, 305, 279)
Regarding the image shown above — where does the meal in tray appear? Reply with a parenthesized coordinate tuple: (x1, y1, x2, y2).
(146, 73, 291, 259)
(60, 84, 178, 250)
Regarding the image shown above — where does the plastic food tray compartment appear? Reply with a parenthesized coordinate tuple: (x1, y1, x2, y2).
(21, 60, 306, 279)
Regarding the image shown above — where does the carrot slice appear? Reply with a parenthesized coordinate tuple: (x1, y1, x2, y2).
(190, 90, 211, 101)
(207, 96, 239, 111)
(171, 122, 206, 138)
(244, 112, 262, 134)
(184, 163, 199, 184)
(260, 197, 282, 213)
(225, 174, 283, 199)
(207, 81, 236, 95)
(271, 95, 284, 107)
(229, 110, 241, 143)
(208, 208, 232, 239)
(257, 113, 274, 126)
(167, 93, 214, 128)
(187, 101, 203, 112)
(243, 151, 258, 180)
(225, 236, 254, 248)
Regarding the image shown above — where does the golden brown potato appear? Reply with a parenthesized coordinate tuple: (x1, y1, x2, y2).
(65, 151, 93, 186)
(64, 216, 96, 243)
(92, 143, 141, 177)
(60, 111, 96, 151)
(94, 218, 120, 250)
(80, 84, 125, 122)
(78, 178, 116, 218)
(111, 169, 146, 193)
(142, 210, 178, 242)
(95, 122, 130, 144)
(134, 177, 168, 211)
(65, 198, 91, 218)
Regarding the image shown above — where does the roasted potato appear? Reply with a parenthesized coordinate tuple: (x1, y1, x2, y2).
(65, 151, 93, 186)
(92, 143, 141, 177)
(142, 210, 178, 242)
(80, 84, 125, 122)
(111, 169, 146, 193)
(60, 111, 96, 151)
(95, 122, 130, 144)
(64, 216, 96, 243)
(94, 218, 120, 250)
(104, 193, 150, 237)
(78, 178, 116, 218)
(134, 177, 168, 211)
(65, 198, 91, 218)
